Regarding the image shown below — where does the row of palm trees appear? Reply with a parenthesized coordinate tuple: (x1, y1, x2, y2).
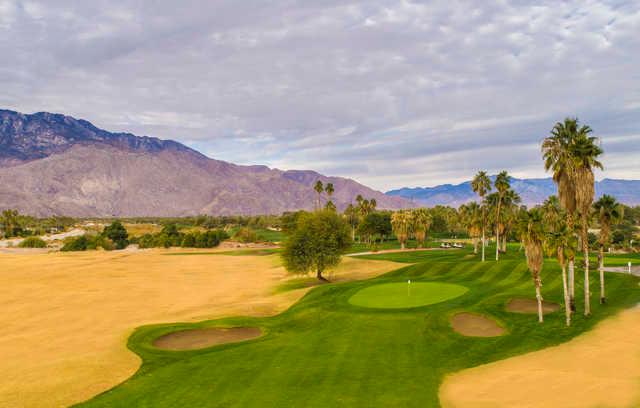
(466, 118, 618, 325)
(390, 208, 433, 249)
(468, 170, 521, 261)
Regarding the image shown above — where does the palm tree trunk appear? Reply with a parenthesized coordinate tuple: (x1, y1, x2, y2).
(599, 244, 606, 304)
(568, 258, 575, 312)
(495, 202, 501, 261)
(583, 223, 591, 316)
(482, 224, 484, 262)
(473, 238, 478, 254)
(535, 278, 544, 323)
(560, 256, 571, 326)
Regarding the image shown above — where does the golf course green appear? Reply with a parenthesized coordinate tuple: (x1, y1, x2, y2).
(77, 247, 640, 407)
(349, 282, 468, 309)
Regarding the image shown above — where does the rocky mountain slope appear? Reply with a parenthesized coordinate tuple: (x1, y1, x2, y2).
(387, 177, 640, 207)
(0, 109, 410, 216)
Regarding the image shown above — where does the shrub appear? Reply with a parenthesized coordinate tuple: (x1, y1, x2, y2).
(61, 235, 91, 251)
(18, 236, 47, 248)
(102, 221, 129, 249)
(234, 227, 258, 243)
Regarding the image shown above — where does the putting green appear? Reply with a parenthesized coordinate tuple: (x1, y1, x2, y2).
(348, 281, 468, 309)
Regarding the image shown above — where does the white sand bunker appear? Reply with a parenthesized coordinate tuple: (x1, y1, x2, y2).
(153, 327, 262, 350)
(451, 312, 505, 337)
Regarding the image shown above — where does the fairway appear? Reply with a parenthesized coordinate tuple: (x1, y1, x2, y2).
(349, 282, 468, 309)
(78, 248, 640, 407)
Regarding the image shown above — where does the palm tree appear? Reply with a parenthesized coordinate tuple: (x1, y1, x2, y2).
(391, 210, 412, 250)
(499, 189, 521, 253)
(324, 183, 335, 211)
(1, 209, 19, 238)
(412, 208, 432, 248)
(472, 171, 492, 262)
(519, 208, 546, 323)
(314, 180, 324, 210)
(493, 171, 511, 260)
(545, 220, 578, 326)
(459, 202, 482, 254)
(593, 195, 623, 304)
(542, 118, 602, 314)
(344, 203, 358, 241)
(572, 129, 603, 315)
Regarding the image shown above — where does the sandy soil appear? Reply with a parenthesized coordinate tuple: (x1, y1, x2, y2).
(440, 306, 640, 408)
(153, 327, 262, 350)
(0, 249, 401, 408)
(506, 298, 560, 314)
(450, 313, 505, 337)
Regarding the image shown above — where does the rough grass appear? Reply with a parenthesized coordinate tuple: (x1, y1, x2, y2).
(78, 246, 640, 407)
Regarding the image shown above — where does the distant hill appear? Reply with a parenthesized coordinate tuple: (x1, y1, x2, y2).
(0, 109, 411, 216)
(387, 177, 640, 207)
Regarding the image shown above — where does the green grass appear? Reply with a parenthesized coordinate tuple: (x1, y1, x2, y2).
(78, 246, 640, 407)
(349, 282, 468, 309)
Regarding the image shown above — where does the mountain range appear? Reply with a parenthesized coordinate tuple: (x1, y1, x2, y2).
(0, 109, 410, 217)
(387, 177, 640, 207)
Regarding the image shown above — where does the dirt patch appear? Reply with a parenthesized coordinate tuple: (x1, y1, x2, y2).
(451, 312, 505, 337)
(153, 327, 262, 350)
(506, 298, 560, 314)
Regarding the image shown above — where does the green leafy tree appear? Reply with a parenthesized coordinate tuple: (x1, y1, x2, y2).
(102, 221, 129, 250)
(282, 211, 352, 282)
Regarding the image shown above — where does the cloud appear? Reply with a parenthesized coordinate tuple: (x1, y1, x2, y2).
(1, 0, 639, 190)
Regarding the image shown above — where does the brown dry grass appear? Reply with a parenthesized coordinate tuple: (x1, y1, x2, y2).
(440, 307, 640, 408)
(0, 248, 401, 408)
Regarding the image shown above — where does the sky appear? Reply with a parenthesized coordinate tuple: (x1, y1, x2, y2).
(1, 0, 639, 191)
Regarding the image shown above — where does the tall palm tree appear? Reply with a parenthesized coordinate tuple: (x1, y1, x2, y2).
(493, 171, 511, 260)
(499, 189, 521, 253)
(542, 118, 602, 314)
(572, 128, 603, 316)
(391, 210, 412, 250)
(324, 183, 335, 211)
(545, 220, 578, 326)
(412, 208, 432, 248)
(593, 195, 623, 304)
(314, 180, 324, 210)
(344, 203, 358, 241)
(472, 171, 492, 262)
(519, 208, 546, 323)
(459, 202, 482, 254)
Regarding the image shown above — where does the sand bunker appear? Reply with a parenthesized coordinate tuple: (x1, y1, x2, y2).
(440, 308, 640, 407)
(153, 327, 262, 350)
(451, 312, 505, 337)
(506, 298, 560, 314)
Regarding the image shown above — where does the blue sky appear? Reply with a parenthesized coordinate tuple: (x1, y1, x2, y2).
(1, 0, 639, 190)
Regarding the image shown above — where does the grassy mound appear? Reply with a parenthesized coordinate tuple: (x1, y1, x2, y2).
(349, 282, 468, 309)
(77, 246, 640, 407)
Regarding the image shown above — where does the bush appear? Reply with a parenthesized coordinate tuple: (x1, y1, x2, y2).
(102, 221, 129, 249)
(18, 236, 47, 248)
(60, 234, 114, 251)
(137, 229, 228, 249)
(234, 227, 258, 243)
(61, 235, 91, 251)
